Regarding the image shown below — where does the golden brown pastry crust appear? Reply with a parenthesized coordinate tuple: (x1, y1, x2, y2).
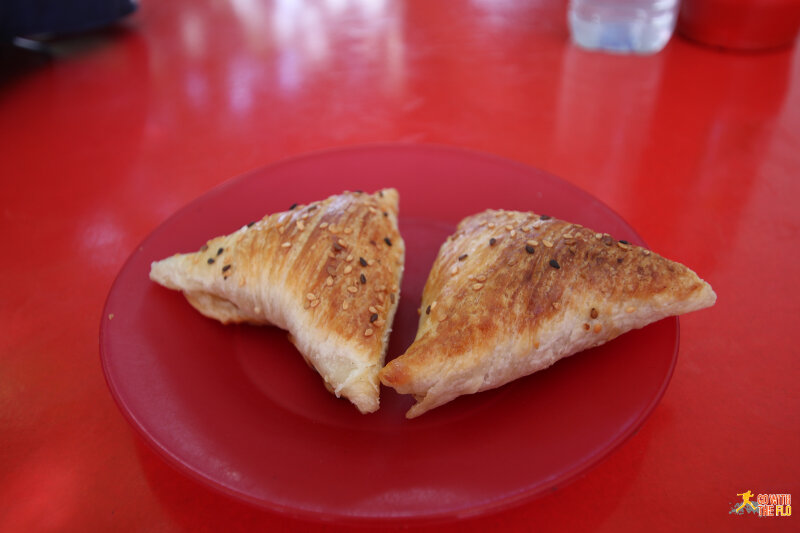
(150, 189, 405, 413)
(380, 209, 715, 418)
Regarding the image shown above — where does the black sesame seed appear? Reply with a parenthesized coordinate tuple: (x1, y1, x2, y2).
(333, 242, 343, 252)
(384, 237, 392, 247)
(289, 203, 298, 210)
(217, 247, 224, 256)
(549, 259, 560, 269)
(383, 211, 388, 217)
(540, 215, 551, 220)
(207, 258, 215, 264)
(370, 240, 376, 246)
(200, 244, 209, 252)
(370, 313, 378, 323)
(247, 221, 256, 228)
(619, 240, 629, 245)
(222, 264, 231, 272)
(458, 254, 468, 261)
(359, 257, 368, 267)
(617, 257, 623, 264)
(525, 244, 536, 254)
(490, 238, 497, 246)
(425, 305, 431, 315)
(360, 273, 367, 284)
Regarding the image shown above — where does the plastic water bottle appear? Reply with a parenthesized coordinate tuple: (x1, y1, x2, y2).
(568, 0, 680, 54)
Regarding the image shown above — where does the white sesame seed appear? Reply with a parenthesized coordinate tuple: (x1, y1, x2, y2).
(344, 228, 352, 235)
(326, 276, 334, 286)
(451, 264, 459, 275)
(297, 220, 305, 230)
(527, 239, 538, 246)
(281, 242, 292, 248)
(369, 306, 377, 313)
(338, 239, 346, 247)
(306, 293, 316, 300)
(374, 319, 385, 327)
(346, 254, 353, 262)
(472, 283, 484, 291)
(364, 328, 374, 337)
(430, 301, 438, 311)
(347, 286, 358, 293)
(626, 306, 636, 313)
(342, 301, 349, 310)
(488, 223, 496, 229)
(320, 222, 329, 229)
(344, 265, 353, 274)
(543, 239, 554, 248)
(310, 299, 320, 308)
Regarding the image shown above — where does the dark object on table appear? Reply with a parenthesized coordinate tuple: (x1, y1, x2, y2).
(0, 0, 137, 42)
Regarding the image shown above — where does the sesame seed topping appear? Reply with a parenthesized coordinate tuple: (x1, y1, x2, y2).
(478, 220, 487, 227)
(472, 283, 484, 291)
(297, 220, 305, 230)
(439, 314, 448, 322)
(510, 230, 516, 237)
(376, 304, 385, 312)
(617, 242, 629, 250)
(326, 266, 336, 276)
(326, 276, 334, 286)
(368, 259, 375, 266)
(369, 313, 378, 323)
(346, 254, 353, 262)
(643, 249, 651, 255)
(320, 222, 329, 229)
(543, 239, 554, 248)
(310, 299, 320, 308)
(553, 302, 561, 310)
(332, 242, 343, 252)
(342, 301, 349, 310)
(300, 213, 309, 220)
(222, 264, 231, 272)
(344, 265, 353, 274)
(527, 239, 538, 246)
(247, 221, 256, 228)
(347, 286, 358, 293)
(344, 228, 353, 235)
(451, 265, 459, 275)
(619, 240, 629, 244)
(390, 284, 399, 292)
(549, 259, 561, 269)
(364, 328, 374, 337)
(490, 238, 497, 246)
(281, 242, 292, 248)
(425, 305, 431, 315)
(369, 306, 377, 313)
(525, 244, 536, 254)
(595, 233, 602, 239)
(458, 254, 468, 261)
(359, 257, 368, 267)
(384, 237, 393, 247)
(431, 301, 438, 311)
(374, 318, 386, 327)
(591, 308, 599, 319)
(476, 275, 487, 282)
(488, 223, 496, 229)
(540, 215, 551, 220)
(200, 244, 209, 252)
(329, 226, 338, 234)
(467, 274, 475, 281)
(207, 258, 215, 264)
(306, 293, 316, 301)
(508, 259, 517, 266)
(383, 211, 388, 217)
(505, 224, 513, 231)
(338, 238, 346, 247)
(360, 273, 367, 284)
(626, 306, 636, 313)
(217, 248, 224, 256)
(289, 203, 298, 210)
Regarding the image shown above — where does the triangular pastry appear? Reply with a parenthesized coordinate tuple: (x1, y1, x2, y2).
(380, 210, 715, 418)
(150, 189, 405, 414)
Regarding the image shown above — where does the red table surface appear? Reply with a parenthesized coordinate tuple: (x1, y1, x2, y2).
(1, 1, 797, 532)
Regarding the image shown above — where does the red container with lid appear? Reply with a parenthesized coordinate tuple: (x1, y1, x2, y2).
(678, 0, 800, 50)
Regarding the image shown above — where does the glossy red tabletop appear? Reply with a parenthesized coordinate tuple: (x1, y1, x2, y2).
(1, 1, 798, 531)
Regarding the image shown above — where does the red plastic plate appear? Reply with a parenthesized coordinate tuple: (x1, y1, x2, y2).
(100, 145, 678, 523)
